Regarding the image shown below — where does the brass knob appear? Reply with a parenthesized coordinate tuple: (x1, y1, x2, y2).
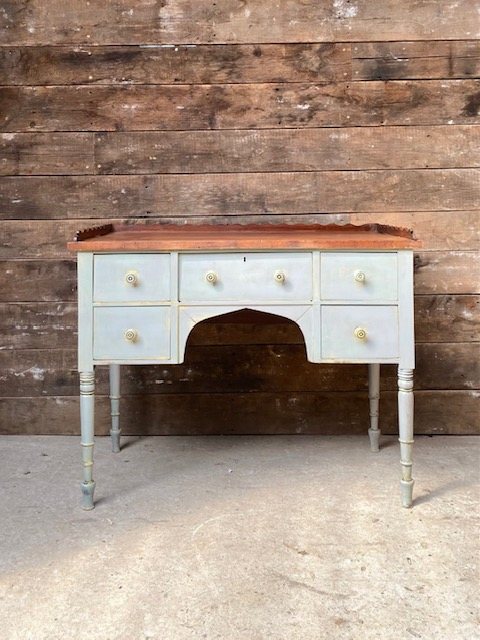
(354, 270, 366, 283)
(354, 327, 367, 341)
(125, 271, 138, 286)
(124, 329, 138, 343)
(205, 271, 217, 284)
(274, 270, 286, 284)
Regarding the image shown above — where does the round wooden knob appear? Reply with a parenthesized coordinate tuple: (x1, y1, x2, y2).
(125, 271, 138, 286)
(274, 270, 286, 284)
(354, 270, 366, 283)
(205, 271, 218, 284)
(124, 329, 138, 343)
(354, 327, 367, 341)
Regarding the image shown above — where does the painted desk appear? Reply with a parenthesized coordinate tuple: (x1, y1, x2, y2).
(68, 223, 420, 510)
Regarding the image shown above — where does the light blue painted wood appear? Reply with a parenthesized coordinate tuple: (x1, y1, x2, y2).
(93, 306, 170, 360)
(179, 252, 313, 303)
(109, 363, 121, 453)
(80, 371, 95, 510)
(368, 363, 381, 452)
(75, 246, 416, 508)
(398, 250, 415, 369)
(321, 252, 398, 301)
(321, 305, 399, 361)
(94, 254, 170, 303)
(398, 367, 414, 508)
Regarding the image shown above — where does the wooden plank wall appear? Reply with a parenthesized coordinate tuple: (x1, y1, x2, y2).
(1, 1, 479, 436)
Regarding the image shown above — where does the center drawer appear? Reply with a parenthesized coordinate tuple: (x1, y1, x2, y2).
(179, 253, 313, 302)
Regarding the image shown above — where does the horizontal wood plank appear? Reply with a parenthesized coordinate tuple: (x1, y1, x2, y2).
(0, 44, 351, 85)
(413, 251, 480, 295)
(352, 41, 480, 80)
(1, 296, 477, 350)
(1, 1, 478, 45)
(2, 125, 478, 176)
(2, 170, 479, 219)
(0, 391, 477, 436)
(2, 42, 478, 86)
(1, 251, 477, 302)
(1, 81, 479, 132)
(94, 125, 480, 174)
(0, 133, 94, 176)
(3, 213, 479, 260)
(0, 343, 477, 398)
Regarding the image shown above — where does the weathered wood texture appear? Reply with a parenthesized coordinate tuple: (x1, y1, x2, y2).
(2, 81, 479, 132)
(1, 1, 478, 435)
(1, 42, 478, 85)
(4, 126, 479, 176)
(0, 392, 477, 436)
(2, 170, 479, 219)
(1, 1, 478, 44)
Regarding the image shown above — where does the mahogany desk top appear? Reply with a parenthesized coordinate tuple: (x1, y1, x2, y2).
(67, 223, 420, 252)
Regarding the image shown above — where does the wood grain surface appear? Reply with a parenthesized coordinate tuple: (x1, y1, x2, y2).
(1, 0, 478, 435)
(1, 1, 478, 44)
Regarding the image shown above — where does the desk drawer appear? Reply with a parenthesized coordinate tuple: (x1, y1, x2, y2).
(321, 253, 397, 301)
(93, 306, 170, 360)
(94, 254, 170, 302)
(321, 305, 399, 360)
(179, 252, 312, 302)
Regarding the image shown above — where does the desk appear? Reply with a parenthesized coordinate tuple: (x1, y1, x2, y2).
(68, 223, 419, 509)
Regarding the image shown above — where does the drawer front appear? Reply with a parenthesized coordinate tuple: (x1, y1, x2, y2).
(322, 305, 399, 360)
(321, 253, 397, 301)
(179, 252, 312, 302)
(93, 306, 170, 360)
(94, 254, 170, 302)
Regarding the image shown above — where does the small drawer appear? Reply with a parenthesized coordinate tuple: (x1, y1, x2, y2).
(321, 253, 397, 301)
(321, 305, 399, 360)
(179, 252, 312, 302)
(93, 306, 170, 360)
(94, 254, 170, 302)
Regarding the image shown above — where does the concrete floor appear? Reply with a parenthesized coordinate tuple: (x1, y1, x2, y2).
(0, 435, 478, 640)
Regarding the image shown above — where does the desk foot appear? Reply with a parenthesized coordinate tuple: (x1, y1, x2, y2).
(400, 479, 414, 509)
(110, 429, 121, 453)
(368, 427, 380, 453)
(81, 481, 96, 510)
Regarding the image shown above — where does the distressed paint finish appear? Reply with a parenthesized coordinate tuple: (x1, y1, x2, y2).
(75, 236, 417, 508)
(368, 363, 381, 452)
(109, 363, 121, 453)
(398, 368, 415, 508)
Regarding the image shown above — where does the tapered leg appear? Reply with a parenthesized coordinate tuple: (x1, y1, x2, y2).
(80, 371, 95, 510)
(368, 363, 381, 452)
(398, 368, 414, 508)
(109, 363, 121, 453)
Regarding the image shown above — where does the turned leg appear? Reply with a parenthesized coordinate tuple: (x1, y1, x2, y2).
(368, 363, 381, 452)
(109, 363, 121, 453)
(80, 371, 96, 510)
(398, 368, 414, 508)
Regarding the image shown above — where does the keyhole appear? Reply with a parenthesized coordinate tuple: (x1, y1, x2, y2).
(243, 256, 246, 262)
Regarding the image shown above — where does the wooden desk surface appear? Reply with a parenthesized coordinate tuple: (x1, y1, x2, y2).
(67, 223, 420, 252)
